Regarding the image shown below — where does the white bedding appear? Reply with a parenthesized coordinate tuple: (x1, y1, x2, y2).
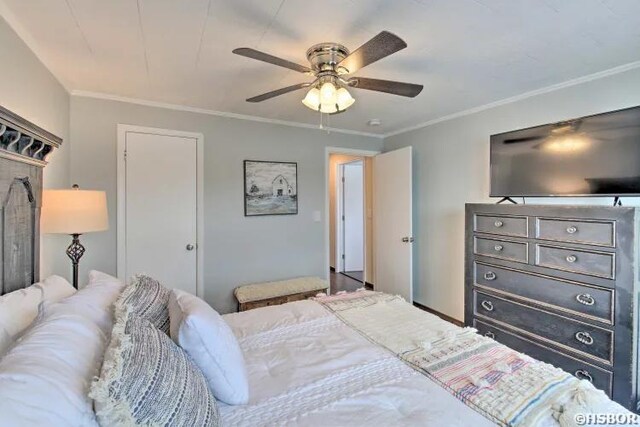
(221, 300, 496, 427)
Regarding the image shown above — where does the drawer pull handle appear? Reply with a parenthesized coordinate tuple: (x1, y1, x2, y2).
(484, 272, 497, 281)
(481, 300, 494, 312)
(494, 244, 503, 252)
(576, 293, 595, 306)
(575, 331, 594, 346)
(566, 255, 577, 263)
(574, 369, 593, 383)
(494, 220, 503, 228)
(484, 331, 495, 339)
(566, 226, 578, 234)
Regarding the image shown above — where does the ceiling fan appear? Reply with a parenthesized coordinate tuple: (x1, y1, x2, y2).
(232, 31, 423, 114)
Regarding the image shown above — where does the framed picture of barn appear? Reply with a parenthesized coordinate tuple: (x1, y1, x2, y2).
(244, 160, 298, 216)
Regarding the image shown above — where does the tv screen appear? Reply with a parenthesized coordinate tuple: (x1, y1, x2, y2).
(490, 106, 640, 197)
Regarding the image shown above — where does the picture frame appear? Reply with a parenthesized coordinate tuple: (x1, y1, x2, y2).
(244, 160, 298, 216)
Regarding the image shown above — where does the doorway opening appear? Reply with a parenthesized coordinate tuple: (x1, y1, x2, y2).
(325, 146, 414, 301)
(327, 149, 377, 294)
(340, 160, 364, 283)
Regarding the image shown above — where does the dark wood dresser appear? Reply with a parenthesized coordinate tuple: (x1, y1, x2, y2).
(465, 203, 639, 411)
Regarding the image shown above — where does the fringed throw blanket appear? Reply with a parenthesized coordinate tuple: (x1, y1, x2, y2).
(315, 291, 629, 427)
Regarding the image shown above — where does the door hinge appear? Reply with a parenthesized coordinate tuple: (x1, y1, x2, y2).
(342, 177, 345, 183)
(341, 254, 345, 260)
(342, 215, 345, 221)
(124, 150, 127, 160)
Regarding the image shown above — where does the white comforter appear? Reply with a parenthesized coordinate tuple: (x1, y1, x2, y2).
(221, 300, 496, 427)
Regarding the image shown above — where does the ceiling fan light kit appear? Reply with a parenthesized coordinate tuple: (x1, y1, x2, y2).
(302, 77, 356, 113)
(233, 31, 423, 116)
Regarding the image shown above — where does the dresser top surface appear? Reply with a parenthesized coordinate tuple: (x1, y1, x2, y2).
(466, 203, 637, 220)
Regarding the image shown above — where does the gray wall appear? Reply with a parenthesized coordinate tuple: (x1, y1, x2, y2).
(70, 96, 382, 313)
(384, 66, 640, 321)
(0, 16, 71, 281)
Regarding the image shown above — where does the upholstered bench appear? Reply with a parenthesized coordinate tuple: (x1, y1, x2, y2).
(234, 277, 329, 312)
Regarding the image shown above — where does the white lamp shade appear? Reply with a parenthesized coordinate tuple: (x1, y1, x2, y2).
(319, 82, 337, 104)
(302, 88, 321, 110)
(319, 102, 338, 114)
(42, 189, 109, 234)
(336, 88, 355, 110)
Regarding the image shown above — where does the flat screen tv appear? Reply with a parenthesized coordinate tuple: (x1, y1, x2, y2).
(490, 105, 640, 197)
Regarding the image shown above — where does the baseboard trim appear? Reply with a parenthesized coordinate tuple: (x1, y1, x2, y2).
(413, 301, 464, 327)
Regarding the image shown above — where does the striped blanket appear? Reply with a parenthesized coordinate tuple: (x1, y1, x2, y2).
(315, 291, 628, 427)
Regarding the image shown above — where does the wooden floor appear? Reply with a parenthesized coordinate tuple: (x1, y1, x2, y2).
(343, 270, 364, 282)
(329, 270, 366, 294)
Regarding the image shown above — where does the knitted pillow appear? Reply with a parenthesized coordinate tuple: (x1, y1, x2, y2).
(91, 304, 219, 427)
(119, 274, 171, 334)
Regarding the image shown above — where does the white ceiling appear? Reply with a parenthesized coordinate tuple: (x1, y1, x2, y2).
(3, 0, 640, 136)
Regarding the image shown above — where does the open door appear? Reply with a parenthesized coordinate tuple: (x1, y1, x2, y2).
(374, 146, 413, 302)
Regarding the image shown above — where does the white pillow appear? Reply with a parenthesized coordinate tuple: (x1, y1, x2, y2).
(43, 270, 126, 335)
(0, 299, 104, 426)
(169, 289, 249, 405)
(0, 271, 124, 427)
(0, 275, 75, 357)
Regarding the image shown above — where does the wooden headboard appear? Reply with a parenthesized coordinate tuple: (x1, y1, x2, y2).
(0, 105, 61, 295)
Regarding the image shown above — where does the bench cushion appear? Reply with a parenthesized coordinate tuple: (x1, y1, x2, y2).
(234, 277, 328, 303)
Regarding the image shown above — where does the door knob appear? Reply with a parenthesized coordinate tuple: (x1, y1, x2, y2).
(186, 244, 195, 251)
(402, 237, 414, 243)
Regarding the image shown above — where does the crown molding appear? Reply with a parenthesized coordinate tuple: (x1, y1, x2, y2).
(383, 60, 640, 138)
(0, 0, 71, 93)
(71, 90, 385, 139)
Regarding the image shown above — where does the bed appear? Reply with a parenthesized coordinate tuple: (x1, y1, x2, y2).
(220, 298, 495, 426)
(220, 292, 634, 427)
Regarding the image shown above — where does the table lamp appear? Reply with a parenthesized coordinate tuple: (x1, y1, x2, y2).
(42, 185, 108, 288)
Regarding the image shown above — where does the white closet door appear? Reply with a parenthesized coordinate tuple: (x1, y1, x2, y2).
(123, 131, 197, 294)
(374, 147, 413, 302)
(342, 161, 364, 272)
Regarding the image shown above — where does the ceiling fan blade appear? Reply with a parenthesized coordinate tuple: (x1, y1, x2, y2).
(348, 77, 423, 97)
(233, 48, 312, 74)
(338, 31, 407, 74)
(246, 82, 312, 102)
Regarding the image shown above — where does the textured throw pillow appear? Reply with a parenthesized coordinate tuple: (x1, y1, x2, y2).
(169, 289, 249, 405)
(91, 304, 219, 427)
(0, 275, 75, 357)
(119, 274, 171, 334)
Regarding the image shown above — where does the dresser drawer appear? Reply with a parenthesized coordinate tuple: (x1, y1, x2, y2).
(474, 237, 528, 263)
(474, 263, 614, 324)
(536, 217, 615, 247)
(474, 319, 612, 396)
(474, 291, 613, 364)
(535, 244, 615, 280)
(474, 214, 528, 237)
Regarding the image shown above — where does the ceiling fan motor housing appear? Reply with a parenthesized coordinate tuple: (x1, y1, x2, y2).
(306, 43, 350, 74)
